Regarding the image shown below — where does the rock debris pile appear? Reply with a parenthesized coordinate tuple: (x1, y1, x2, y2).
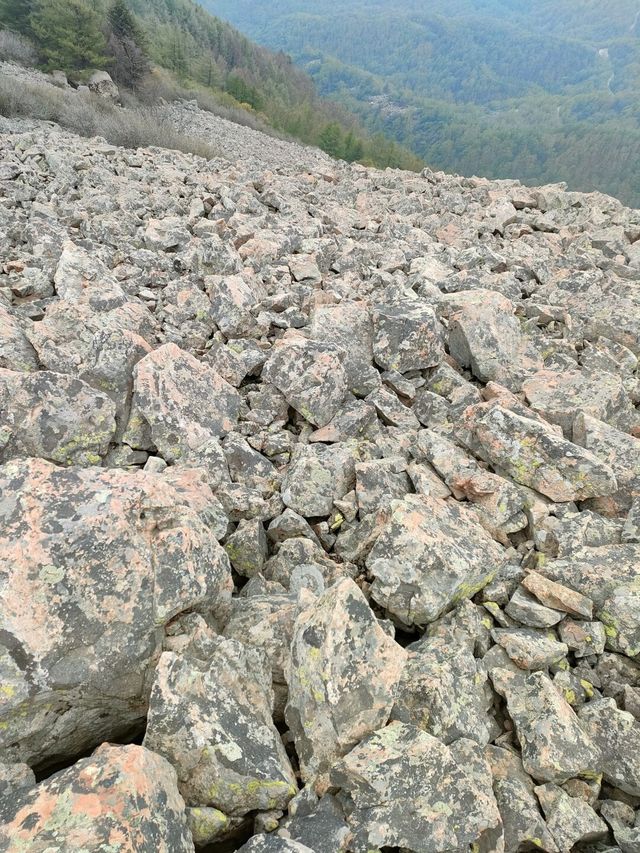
(0, 104, 639, 852)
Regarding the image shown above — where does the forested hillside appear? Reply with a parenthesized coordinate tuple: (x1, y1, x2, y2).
(208, 0, 640, 206)
(0, 0, 421, 170)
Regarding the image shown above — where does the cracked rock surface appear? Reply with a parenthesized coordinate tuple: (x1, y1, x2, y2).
(0, 81, 639, 851)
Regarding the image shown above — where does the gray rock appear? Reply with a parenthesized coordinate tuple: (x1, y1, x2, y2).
(331, 721, 501, 852)
(579, 698, 640, 796)
(491, 669, 598, 783)
(285, 578, 406, 786)
(366, 494, 506, 626)
(0, 744, 194, 852)
(262, 336, 348, 426)
(391, 636, 493, 744)
(535, 783, 608, 851)
(0, 368, 116, 465)
(144, 640, 297, 816)
(0, 459, 231, 767)
(372, 300, 444, 372)
(463, 401, 618, 502)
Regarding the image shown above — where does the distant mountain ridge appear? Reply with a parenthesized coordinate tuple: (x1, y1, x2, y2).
(206, 0, 640, 206)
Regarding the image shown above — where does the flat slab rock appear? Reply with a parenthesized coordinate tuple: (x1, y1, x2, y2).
(0, 744, 194, 852)
(366, 493, 506, 626)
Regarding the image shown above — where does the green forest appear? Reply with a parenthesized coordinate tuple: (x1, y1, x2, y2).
(0, 0, 422, 170)
(208, 0, 640, 207)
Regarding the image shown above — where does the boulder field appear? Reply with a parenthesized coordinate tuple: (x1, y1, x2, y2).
(0, 100, 639, 852)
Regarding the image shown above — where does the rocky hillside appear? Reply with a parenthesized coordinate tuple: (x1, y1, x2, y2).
(0, 90, 639, 853)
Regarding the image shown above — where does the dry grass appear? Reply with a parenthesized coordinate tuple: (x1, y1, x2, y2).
(0, 30, 38, 67)
(0, 74, 219, 160)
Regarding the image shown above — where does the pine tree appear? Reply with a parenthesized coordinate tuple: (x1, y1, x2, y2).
(108, 0, 144, 46)
(318, 122, 344, 159)
(30, 0, 107, 71)
(0, 0, 34, 36)
(107, 0, 149, 88)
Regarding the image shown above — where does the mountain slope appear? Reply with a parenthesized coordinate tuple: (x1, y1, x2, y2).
(207, 0, 640, 205)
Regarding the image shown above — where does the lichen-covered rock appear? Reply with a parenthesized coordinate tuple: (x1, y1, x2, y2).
(491, 669, 598, 783)
(285, 578, 406, 786)
(538, 544, 640, 656)
(123, 342, 241, 480)
(207, 274, 265, 338)
(492, 628, 568, 671)
(238, 837, 314, 852)
(485, 745, 558, 853)
(0, 305, 38, 371)
(262, 336, 348, 427)
(0, 458, 232, 767)
(372, 300, 444, 372)
(524, 368, 636, 437)
(578, 698, 640, 795)
(449, 291, 542, 390)
(143, 641, 297, 816)
(0, 368, 116, 465)
(277, 791, 350, 853)
(535, 783, 608, 851)
(310, 301, 379, 396)
(463, 401, 618, 502)
(366, 493, 506, 626)
(330, 721, 501, 852)
(281, 442, 355, 517)
(0, 744, 194, 852)
(391, 636, 493, 744)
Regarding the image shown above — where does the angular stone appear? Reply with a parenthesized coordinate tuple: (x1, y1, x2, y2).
(573, 412, 640, 515)
(579, 698, 640, 796)
(144, 642, 297, 815)
(391, 636, 493, 744)
(277, 792, 350, 853)
(535, 783, 607, 851)
(522, 570, 594, 619)
(355, 457, 410, 514)
(623, 498, 640, 543)
(331, 721, 501, 852)
(492, 628, 568, 671)
(505, 586, 564, 628)
(238, 837, 314, 852)
(0, 305, 38, 372)
(0, 744, 194, 852)
(485, 744, 558, 853)
(281, 443, 355, 517)
(559, 619, 606, 658)
(523, 368, 635, 437)
(539, 545, 640, 657)
(123, 342, 240, 474)
(366, 494, 506, 626)
(285, 578, 406, 786)
(310, 302, 379, 396)
(463, 401, 618, 502)
(0, 459, 232, 767)
(491, 669, 598, 783)
(372, 300, 444, 372)
(145, 216, 191, 251)
(206, 274, 265, 338)
(0, 762, 34, 800)
(262, 336, 348, 427)
(449, 292, 542, 390)
(0, 369, 116, 465)
(223, 593, 302, 718)
(224, 518, 268, 577)
(187, 806, 243, 847)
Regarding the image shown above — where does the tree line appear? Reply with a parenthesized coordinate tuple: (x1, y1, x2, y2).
(0, 0, 423, 171)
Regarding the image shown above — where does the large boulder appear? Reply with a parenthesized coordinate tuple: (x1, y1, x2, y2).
(366, 494, 506, 626)
(0, 459, 232, 767)
(330, 721, 502, 852)
(285, 578, 406, 786)
(0, 368, 116, 465)
(144, 640, 297, 817)
(0, 744, 194, 852)
(87, 70, 119, 99)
